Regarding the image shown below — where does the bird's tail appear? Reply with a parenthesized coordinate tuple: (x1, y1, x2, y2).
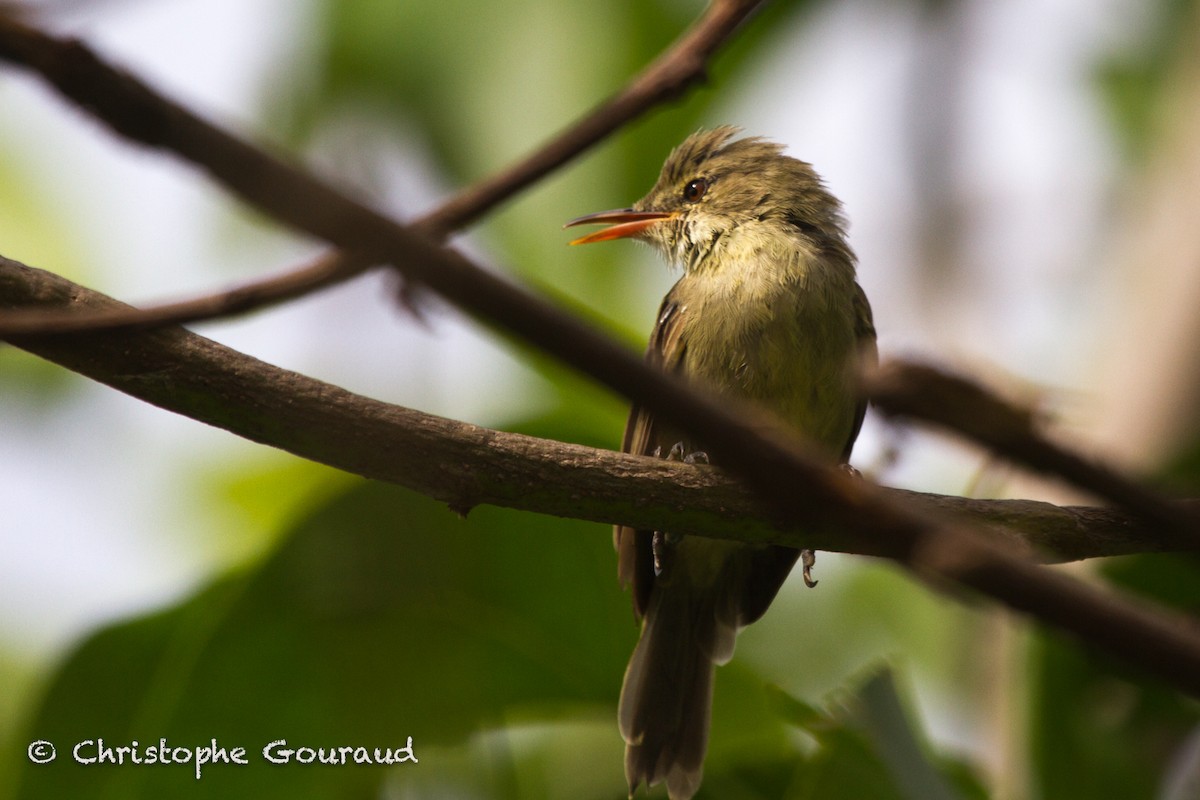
(619, 583, 735, 800)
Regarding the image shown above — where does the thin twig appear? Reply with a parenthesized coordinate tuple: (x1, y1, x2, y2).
(3, 22, 1200, 697)
(413, 0, 765, 238)
(0, 0, 767, 336)
(0, 249, 372, 333)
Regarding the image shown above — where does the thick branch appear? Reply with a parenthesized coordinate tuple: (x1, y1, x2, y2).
(3, 19, 1200, 696)
(1, 255, 1190, 567)
(0, 0, 766, 336)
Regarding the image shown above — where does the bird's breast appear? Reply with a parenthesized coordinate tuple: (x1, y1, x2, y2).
(673, 257, 860, 454)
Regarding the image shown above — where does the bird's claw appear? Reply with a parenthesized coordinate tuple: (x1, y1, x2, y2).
(663, 442, 708, 464)
(801, 549, 818, 588)
(652, 531, 681, 576)
(799, 464, 859, 589)
(651, 443, 709, 577)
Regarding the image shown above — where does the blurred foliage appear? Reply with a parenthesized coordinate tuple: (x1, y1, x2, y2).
(0, 347, 75, 410)
(1096, 0, 1199, 161)
(292, 0, 815, 185)
(0, 140, 87, 282)
(1032, 365, 1200, 796)
(6, 458, 983, 799)
(1028, 554, 1200, 800)
(4, 0, 1200, 799)
(195, 457, 356, 569)
(8, 476, 987, 800)
(1161, 433, 1200, 497)
(10, 479, 632, 799)
(297, 0, 682, 184)
(0, 142, 89, 404)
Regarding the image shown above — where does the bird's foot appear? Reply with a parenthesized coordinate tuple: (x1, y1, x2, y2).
(801, 549, 819, 588)
(800, 466, 858, 589)
(651, 443, 704, 577)
(651, 531, 681, 576)
(662, 441, 708, 464)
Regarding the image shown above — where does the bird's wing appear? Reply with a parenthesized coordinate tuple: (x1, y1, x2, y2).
(617, 279, 875, 620)
(616, 287, 689, 618)
(842, 280, 877, 461)
(731, 280, 877, 625)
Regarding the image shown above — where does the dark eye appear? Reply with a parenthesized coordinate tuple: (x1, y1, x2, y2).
(682, 178, 708, 203)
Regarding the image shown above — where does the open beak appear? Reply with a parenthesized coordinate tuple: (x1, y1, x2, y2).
(563, 209, 675, 245)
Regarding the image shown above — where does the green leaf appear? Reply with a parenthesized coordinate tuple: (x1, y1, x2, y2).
(1028, 554, 1200, 800)
(771, 667, 986, 800)
(854, 669, 964, 800)
(1094, 0, 1198, 162)
(11, 480, 633, 799)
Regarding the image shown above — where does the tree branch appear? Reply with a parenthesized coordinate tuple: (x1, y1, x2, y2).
(413, 0, 765, 238)
(0, 0, 767, 336)
(0, 254, 1192, 566)
(0, 249, 373, 334)
(865, 361, 1200, 548)
(3, 16, 1200, 697)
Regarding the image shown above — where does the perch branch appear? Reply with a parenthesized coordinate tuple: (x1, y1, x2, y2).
(4, 253, 1200, 679)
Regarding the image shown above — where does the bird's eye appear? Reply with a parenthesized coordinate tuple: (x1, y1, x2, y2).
(682, 178, 708, 203)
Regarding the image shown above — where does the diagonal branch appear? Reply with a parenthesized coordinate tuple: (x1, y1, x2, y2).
(1, 254, 1194, 564)
(865, 361, 1200, 547)
(413, 0, 765, 238)
(0, 0, 767, 336)
(3, 17, 1200, 696)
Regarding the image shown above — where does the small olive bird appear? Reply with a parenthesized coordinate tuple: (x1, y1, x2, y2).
(565, 127, 876, 799)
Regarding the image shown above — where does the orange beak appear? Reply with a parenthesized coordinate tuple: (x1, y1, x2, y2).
(563, 209, 675, 245)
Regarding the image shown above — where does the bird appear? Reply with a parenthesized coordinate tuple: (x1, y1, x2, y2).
(565, 126, 876, 799)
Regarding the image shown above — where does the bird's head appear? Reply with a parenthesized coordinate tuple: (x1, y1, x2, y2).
(566, 126, 850, 273)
